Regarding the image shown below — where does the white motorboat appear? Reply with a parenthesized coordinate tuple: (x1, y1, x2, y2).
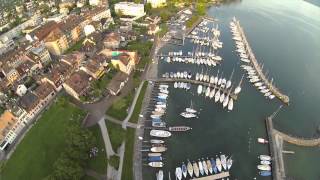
(198, 160, 204, 176)
(220, 155, 227, 171)
(202, 159, 209, 175)
(228, 98, 234, 111)
(259, 155, 271, 161)
(257, 165, 271, 171)
(254, 82, 263, 87)
(223, 95, 229, 108)
(197, 85, 203, 95)
(196, 73, 200, 81)
(209, 88, 216, 99)
(193, 161, 200, 177)
(216, 157, 222, 172)
(182, 162, 187, 178)
(227, 157, 233, 170)
(219, 93, 225, 103)
(175, 167, 182, 180)
(206, 159, 213, 174)
(151, 146, 167, 153)
(205, 87, 211, 97)
(149, 162, 163, 167)
(269, 94, 275, 99)
(264, 92, 272, 97)
(261, 160, 271, 165)
(150, 139, 164, 144)
(187, 160, 194, 178)
(257, 138, 269, 144)
(148, 153, 161, 157)
(234, 86, 241, 94)
(150, 130, 171, 138)
(214, 88, 221, 102)
(157, 170, 163, 180)
(180, 112, 197, 118)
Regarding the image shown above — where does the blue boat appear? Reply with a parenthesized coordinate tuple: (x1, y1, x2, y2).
(211, 158, 218, 174)
(259, 171, 271, 176)
(148, 156, 162, 162)
(152, 118, 162, 122)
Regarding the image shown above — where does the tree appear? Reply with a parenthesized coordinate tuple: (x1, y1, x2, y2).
(145, 3, 152, 14)
(51, 154, 84, 180)
(196, 3, 206, 16)
(160, 11, 170, 22)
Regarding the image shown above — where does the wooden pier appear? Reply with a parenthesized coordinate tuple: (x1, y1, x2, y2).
(191, 171, 229, 180)
(234, 21, 290, 105)
(153, 78, 238, 100)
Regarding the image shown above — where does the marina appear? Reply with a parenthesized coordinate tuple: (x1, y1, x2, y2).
(142, 1, 320, 179)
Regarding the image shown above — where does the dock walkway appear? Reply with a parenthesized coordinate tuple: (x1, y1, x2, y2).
(151, 78, 238, 100)
(266, 116, 320, 180)
(191, 172, 229, 180)
(234, 21, 290, 104)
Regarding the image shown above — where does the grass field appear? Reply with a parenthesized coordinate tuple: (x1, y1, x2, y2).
(106, 92, 134, 120)
(87, 125, 108, 174)
(0, 97, 86, 180)
(121, 128, 136, 180)
(129, 81, 148, 123)
(106, 121, 126, 152)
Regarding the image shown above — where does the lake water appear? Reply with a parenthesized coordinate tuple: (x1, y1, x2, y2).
(143, 0, 320, 179)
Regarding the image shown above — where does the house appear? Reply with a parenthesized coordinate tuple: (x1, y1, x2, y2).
(63, 71, 91, 100)
(147, 0, 167, 8)
(114, 2, 145, 19)
(107, 72, 128, 95)
(119, 21, 132, 33)
(25, 21, 60, 42)
(60, 51, 86, 68)
(99, 49, 139, 74)
(81, 38, 97, 55)
(44, 28, 69, 55)
(42, 62, 72, 91)
(80, 54, 109, 79)
(89, 0, 101, 6)
(34, 82, 56, 106)
(16, 56, 42, 78)
(28, 43, 52, 66)
(18, 91, 42, 120)
(59, 15, 85, 47)
(103, 32, 120, 49)
(0, 110, 22, 150)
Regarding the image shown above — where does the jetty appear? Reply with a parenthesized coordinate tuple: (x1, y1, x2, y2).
(191, 171, 229, 180)
(153, 78, 238, 100)
(266, 108, 320, 180)
(233, 20, 290, 105)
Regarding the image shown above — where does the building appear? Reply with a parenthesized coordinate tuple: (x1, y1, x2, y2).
(28, 43, 52, 66)
(107, 72, 128, 95)
(59, 15, 85, 47)
(0, 111, 20, 150)
(63, 71, 91, 100)
(18, 91, 42, 120)
(100, 49, 139, 74)
(147, 0, 166, 8)
(60, 51, 86, 68)
(89, 0, 101, 6)
(41, 62, 72, 91)
(44, 28, 69, 55)
(80, 54, 109, 79)
(33, 82, 56, 107)
(114, 2, 145, 19)
(103, 32, 120, 49)
(26, 21, 60, 42)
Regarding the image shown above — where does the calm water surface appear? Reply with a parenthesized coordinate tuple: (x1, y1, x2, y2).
(143, 0, 320, 179)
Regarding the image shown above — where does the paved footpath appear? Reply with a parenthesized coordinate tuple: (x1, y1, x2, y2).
(98, 119, 115, 158)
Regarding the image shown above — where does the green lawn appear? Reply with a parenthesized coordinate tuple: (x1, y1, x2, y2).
(108, 155, 120, 170)
(106, 121, 126, 151)
(87, 125, 108, 174)
(121, 128, 136, 180)
(129, 81, 148, 123)
(186, 14, 201, 28)
(0, 97, 86, 180)
(106, 92, 134, 120)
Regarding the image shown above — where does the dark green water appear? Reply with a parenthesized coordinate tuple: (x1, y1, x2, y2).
(143, 0, 320, 179)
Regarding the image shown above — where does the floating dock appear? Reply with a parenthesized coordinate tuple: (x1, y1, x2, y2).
(191, 171, 230, 180)
(234, 20, 290, 105)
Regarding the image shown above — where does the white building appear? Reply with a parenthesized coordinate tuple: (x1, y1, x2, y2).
(89, 0, 101, 6)
(147, 0, 166, 8)
(114, 2, 145, 18)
